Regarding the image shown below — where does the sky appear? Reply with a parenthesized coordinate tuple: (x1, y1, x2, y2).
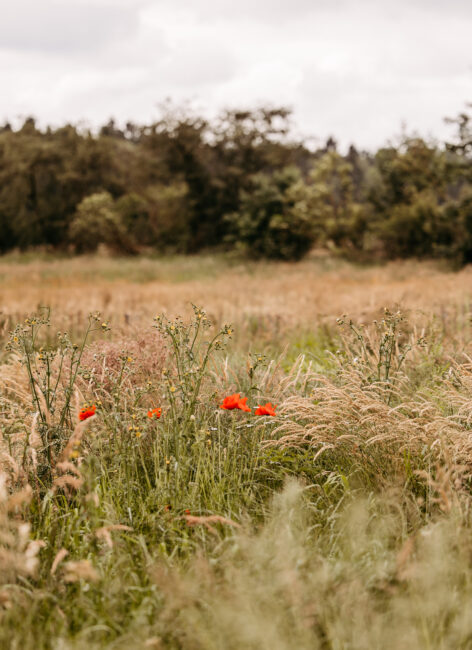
(1, 0, 471, 150)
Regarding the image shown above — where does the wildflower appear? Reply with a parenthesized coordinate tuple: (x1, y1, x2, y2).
(237, 397, 251, 412)
(255, 402, 276, 417)
(147, 407, 162, 420)
(79, 405, 96, 421)
(219, 393, 251, 412)
(184, 509, 190, 515)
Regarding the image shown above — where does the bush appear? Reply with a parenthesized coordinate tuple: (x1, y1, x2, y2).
(69, 192, 135, 254)
(227, 167, 316, 261)
(115, 193, 151, 246)
(143, 182, 191, 251)
(443, 188, 472, 265)
(375, 189, 450, 258)
(305, 151, 368, 252)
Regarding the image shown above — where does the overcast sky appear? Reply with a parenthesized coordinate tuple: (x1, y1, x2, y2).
(1, 0, 471, 150)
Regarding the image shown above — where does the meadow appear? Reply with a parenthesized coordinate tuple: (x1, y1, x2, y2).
(2, 254, 472, 649)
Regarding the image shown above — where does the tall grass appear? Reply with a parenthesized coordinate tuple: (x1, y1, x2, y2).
(1, 263, 472, 647)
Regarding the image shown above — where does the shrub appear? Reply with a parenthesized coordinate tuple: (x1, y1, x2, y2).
(306, 151, 368, 252)
(375, 189, 447, 258)
(228, 167, 316, 261)
(115, 193, 151, 246)
(444, 187, 472, 264)
(143, 182, 191, 251)
(69, 192, 135, 254)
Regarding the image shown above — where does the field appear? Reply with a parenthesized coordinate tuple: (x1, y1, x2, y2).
(2, 254, 472, 649)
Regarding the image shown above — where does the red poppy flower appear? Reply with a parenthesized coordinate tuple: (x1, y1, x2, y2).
(255, 402, 276, 416)
(237, 397, 251, 412)
(219, 393, 251, 412)
(79, 405, 96, 421)
(147, 407, 162, 419)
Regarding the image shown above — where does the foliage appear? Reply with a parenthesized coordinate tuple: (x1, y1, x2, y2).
(6, 309, 109, 483)
(227, 167, 316, 260)
(69, 192, 135, 254)
(443, 187, 472, 264)
(1, 104, 472, 263)
(303, 151, 368, 252)
(141, 182, 191, 251)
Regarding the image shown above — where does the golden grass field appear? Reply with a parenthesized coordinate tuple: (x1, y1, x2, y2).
(2, 254, 472, 335)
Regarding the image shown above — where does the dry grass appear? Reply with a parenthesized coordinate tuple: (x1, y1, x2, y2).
(153, 482, 472, 650)
(1, 256, 471, 337)
(269, 366, 472, 491)
(0, 475, 42, 587)
(81, 327, 168, 394)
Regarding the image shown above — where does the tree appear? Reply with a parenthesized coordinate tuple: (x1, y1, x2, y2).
(228, 167, 316, 261)
(305, 151, 367, 251)
(69, 192, 134, 254)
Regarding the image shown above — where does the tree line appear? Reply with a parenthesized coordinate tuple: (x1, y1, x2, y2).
(1, 104, 471, 263)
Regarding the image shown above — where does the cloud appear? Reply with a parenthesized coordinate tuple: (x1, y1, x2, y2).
(0, 0, 142, 53)
(162, 44, 237, 88)
(169, 0, 330, 24)
(0, 0, 470, 149)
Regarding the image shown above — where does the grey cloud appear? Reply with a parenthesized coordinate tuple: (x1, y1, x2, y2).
(156, 0, 472, 25)
(405, 0, 472, 13)
(0, 1, 141, 53)
(296, 62, 470, 149)
(153, 0, 331, 24)
(162, 42, 237, 88)
(0, 0, 470, 151)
